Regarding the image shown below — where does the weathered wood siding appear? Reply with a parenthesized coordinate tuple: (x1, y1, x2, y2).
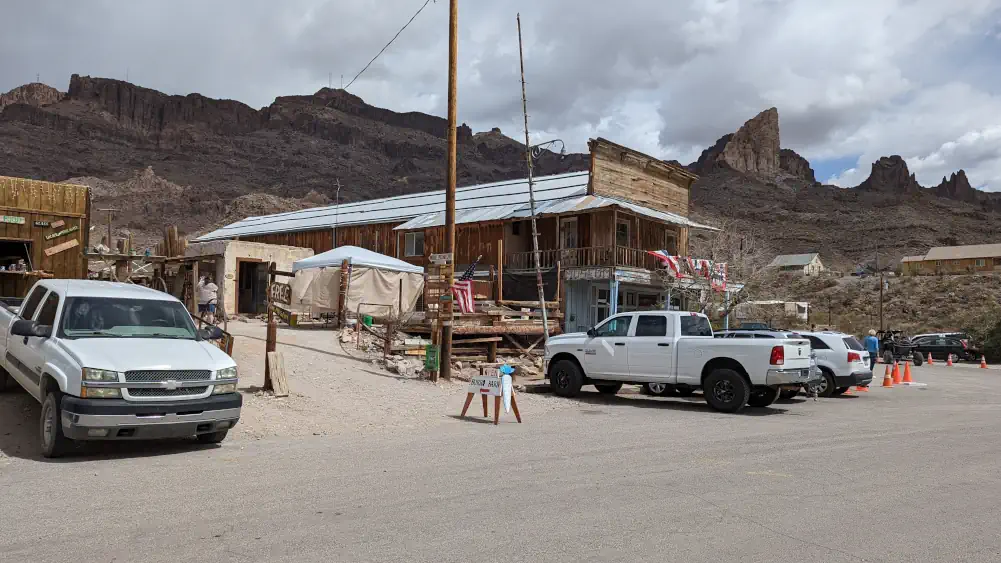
(243, 223, 401, 258)
(400, 222, 505, 268)
(902, 257, 1001, 276)
(244, 230, 334, 254)
(0, 176, 89, 297)
(588, 138, 694, 217)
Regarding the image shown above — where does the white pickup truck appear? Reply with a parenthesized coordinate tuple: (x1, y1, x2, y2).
(544, 311, 812, 413)
(0, 279, 242, 457)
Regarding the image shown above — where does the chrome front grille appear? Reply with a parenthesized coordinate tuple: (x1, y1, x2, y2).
(124, 370, 211, 383)
(127, 387, 209, 398)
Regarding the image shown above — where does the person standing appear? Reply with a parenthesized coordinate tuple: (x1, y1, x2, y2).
(197, 274, 219, 323)
(864, 329, 879, 370)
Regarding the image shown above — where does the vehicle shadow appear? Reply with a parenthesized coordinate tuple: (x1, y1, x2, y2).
(570, 390, 790, 416)
(0, 387, 222, 464)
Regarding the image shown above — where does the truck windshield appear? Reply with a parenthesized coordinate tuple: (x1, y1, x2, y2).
(59, 297, 197, 340)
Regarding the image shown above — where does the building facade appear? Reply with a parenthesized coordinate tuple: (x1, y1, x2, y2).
(197, 138, 715, 330)
(901, 244, 1001, 276)
(768, 253, 825, 276)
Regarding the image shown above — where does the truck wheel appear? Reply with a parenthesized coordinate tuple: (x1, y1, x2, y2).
(747, 386, 781, 408)
(816, 369, 836, 398)
(642, 382, 672, 396)
(703, 369, 750, 413)
(912, 354, 923, 367)
(779, 389, 799, 400)
(40, 392, 72, 458)
(594, 383, 623, 395)
(549, 360, 584, 398)
(196, 430, 229, 444)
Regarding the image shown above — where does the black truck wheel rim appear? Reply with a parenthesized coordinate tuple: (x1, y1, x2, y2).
(713, 380, 735, 403)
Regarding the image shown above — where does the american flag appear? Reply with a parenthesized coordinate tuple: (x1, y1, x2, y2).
(451, 255, 481, 314)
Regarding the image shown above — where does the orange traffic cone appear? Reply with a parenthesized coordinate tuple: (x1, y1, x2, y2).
(981, 356, 989, 369)
(882, 365, 894, 388)
(946, 354, 954, 367)
(926, 353, 934, 365)
(892, 362, 902, 385)
(855, 384, 870, 392)
(842, 386, 854, 395)
(902, 362, 914, 384)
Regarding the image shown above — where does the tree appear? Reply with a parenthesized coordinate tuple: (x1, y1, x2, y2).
(657, 221, 769, 320)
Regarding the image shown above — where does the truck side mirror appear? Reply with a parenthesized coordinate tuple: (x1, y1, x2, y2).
(586, 328, 597, 338)
(199, 326, 224, 340)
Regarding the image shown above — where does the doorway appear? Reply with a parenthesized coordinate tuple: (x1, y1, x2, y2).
(0, 239, 33, 298)
(237, 261, 268, 315)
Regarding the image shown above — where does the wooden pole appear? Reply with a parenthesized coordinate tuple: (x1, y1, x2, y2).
(517, 13, 549, 341)
(190, 261, 199, 314)
(440, 0, 459, 381)
(337, 259, 349, 328)
(497, 238, 504, 302)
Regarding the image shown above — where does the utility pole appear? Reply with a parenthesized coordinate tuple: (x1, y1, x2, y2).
(439, 0, 459, 380)
(827, 294, 832, 327)
(517, 14, 550, 340)
(333, 179, 341, 246)
(876, 238, 884, 331)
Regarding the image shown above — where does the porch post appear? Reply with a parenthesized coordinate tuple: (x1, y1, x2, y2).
(609, 276, 619, 315)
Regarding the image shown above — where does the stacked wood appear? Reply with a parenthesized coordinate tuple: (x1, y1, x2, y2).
(160, 226, 183, 257)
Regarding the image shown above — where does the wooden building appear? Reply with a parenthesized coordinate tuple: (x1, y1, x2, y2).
(901, 244, 1001, 276)
(197, 138, 715, 331)
(767, 253, 825, 276)
(0, 176, 90, 297)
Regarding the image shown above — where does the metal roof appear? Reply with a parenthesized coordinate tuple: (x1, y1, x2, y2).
(392, 193, 717, 231)
(768, 253, 820, 267)
(900, 255, 925, 263)
(195, 172, 590, 241)
(923, 243, 1001, 261)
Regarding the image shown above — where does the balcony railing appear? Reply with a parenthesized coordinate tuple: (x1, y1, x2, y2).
(505, 246, 663, 271)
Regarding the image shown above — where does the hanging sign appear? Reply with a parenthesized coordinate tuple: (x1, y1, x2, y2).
(45, 225, 79, 241)
(50, 220, 65, 229)
(1, 215, 25, 225)
(33, 220, 50, 227)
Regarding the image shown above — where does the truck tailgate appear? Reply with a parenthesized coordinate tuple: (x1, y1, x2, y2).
(781, 338, 811, 368)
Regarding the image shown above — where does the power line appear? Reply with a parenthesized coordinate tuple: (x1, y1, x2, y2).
(343, 0, 435, 91)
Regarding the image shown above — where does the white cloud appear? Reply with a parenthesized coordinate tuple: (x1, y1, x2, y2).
(2, 0, 1001, 189)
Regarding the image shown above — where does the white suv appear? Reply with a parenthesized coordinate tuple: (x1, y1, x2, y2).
(798, 331, 873, 397)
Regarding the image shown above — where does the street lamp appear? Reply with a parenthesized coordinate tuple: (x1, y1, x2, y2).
(529, 139, 566, 162)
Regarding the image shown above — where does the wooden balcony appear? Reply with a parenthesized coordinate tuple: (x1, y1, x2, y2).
(505, 246, 663, 271)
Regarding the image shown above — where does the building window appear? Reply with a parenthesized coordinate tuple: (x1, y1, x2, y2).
(616, 220, 630, 247)
(404, 232, 425, 257)
(511, 221, 521, 235)
(976, 259, 986, 267)
(953, 260, 961, 265)
(664, 232, 678, 254)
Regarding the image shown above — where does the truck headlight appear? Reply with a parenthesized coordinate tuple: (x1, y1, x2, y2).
(82, 387, 121, 399)
(83, 368, 120, 382)
(215, 366, 238, 382)
(213, 383, 238, 395)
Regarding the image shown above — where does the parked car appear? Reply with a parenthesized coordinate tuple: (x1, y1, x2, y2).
(0, 280, 242, 457)
(910, 335, 977, 362)
(912, 332, 978, 354)
(715, 329, 823, 398)
(798, 331, 874, 397)
(544, 311, 813, 413)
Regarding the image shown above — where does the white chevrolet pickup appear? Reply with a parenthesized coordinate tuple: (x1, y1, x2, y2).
(0, 280, 241, 457)
(544, 311, 812, 413)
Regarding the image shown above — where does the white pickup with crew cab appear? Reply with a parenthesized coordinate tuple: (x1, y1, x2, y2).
(544, 311, 812, 412)
(0, 280, 241, 457)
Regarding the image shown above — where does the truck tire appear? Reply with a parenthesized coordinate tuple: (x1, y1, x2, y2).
(642, 382, 672, 396)
(196, 430, 229, 444)
(594, 383, 623, 395)
(40, 391, 72, 458)
(912, 353, 923, 367)
(747, 386, 781, 407)
(549, 359, 584, 398)
(703, 369, 750, 413)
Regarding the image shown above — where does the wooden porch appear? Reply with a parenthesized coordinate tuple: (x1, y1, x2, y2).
(505, 245, 663, 272)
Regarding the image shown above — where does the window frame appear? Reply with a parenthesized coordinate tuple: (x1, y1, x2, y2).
(615, 219, 630, 248)
(19, 286, 48, 320)
(34, 291, 61, 327)
(634, 314, 668, 337)
(404, 231, 425, 257)
(679, 314, 713, 337)
(592, 315, 632, 338)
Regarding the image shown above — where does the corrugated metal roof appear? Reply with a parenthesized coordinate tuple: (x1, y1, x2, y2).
(923, 243, 1001, 261)
(900, 255, 925, 263)
(768, 253, 820, 267)
(392, 193, 717, 231)
(195, 172, 590, 241)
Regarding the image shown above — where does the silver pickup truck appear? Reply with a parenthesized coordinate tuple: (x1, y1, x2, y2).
(0, 279, 242, 457)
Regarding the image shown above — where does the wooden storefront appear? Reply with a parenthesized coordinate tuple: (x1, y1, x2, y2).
(0, 176, 90, 297)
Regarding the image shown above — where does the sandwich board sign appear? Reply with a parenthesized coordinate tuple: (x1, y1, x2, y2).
(459, 366, 521, 425)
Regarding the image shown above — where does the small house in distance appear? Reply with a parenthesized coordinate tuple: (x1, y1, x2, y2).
(768, 253, 825, 276)
(900, 244, 1001, 276)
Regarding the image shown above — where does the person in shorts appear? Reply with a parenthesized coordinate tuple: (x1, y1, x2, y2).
(197, 274, 219, 322)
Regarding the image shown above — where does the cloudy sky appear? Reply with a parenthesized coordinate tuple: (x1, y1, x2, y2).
(3, 0, 1001, 190)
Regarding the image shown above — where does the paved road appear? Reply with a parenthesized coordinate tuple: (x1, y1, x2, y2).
(2, 363, 1000, 562)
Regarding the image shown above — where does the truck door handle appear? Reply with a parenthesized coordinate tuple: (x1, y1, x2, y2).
(22, 336, 28, 345)
(658, 343, 670, 347)
(614, 343, 625, 347)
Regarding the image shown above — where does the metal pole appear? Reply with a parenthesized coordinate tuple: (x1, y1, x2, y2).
(879, 273, 884, 331)
(439, 0, 458, 380)
(334, 179, 341, 248)
(518, 13, 550, 341)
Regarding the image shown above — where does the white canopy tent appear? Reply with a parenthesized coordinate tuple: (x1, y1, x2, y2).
(290, 246, 424, 318)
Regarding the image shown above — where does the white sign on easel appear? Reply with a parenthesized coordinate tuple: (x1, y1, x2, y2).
(459, 368, 522, 425)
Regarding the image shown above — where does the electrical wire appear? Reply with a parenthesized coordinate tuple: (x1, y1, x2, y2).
(343, 0, 435, 91)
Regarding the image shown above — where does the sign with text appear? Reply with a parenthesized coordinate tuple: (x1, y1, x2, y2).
(45, 225, 79, 241)
(430, 252, 453, 264)
(1, 215, 25, 225)
(269, 281, 292, 305)
(468, 371, 501, 396)
(565, 267, 612, 281)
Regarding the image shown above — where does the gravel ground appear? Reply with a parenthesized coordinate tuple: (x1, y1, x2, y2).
(225, 320, 574, 440)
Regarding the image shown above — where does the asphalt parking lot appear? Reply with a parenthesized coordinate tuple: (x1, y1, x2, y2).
(2, 361, 999, 562)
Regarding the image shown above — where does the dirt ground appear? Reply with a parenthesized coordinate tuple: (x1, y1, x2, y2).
(225, 319, 573, 440)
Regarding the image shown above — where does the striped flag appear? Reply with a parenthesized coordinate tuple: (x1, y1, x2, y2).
(451, 255, 481, 314)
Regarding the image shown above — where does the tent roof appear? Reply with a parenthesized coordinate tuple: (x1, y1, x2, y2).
(292, 245, 424, 274)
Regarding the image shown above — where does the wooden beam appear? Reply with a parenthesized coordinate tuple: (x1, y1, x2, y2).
(497, 238, 503, 302)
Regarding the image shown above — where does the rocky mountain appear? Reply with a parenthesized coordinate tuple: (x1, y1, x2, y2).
(0, 83, 63, 111)
(0, 74, 587, 242)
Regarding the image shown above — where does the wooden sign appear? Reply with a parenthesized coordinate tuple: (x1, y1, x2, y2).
(459, 368, 522, 425)
(44, 238, 79, 257)
(45, 225, 79, 241)
(50, 220, 65, 229)
(269, 281, 292, 305)
(33, 220, 50, 227)
(1, 215, 25, 225)
(430, 252, 453, 264)
(566, 267, 612, 281)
